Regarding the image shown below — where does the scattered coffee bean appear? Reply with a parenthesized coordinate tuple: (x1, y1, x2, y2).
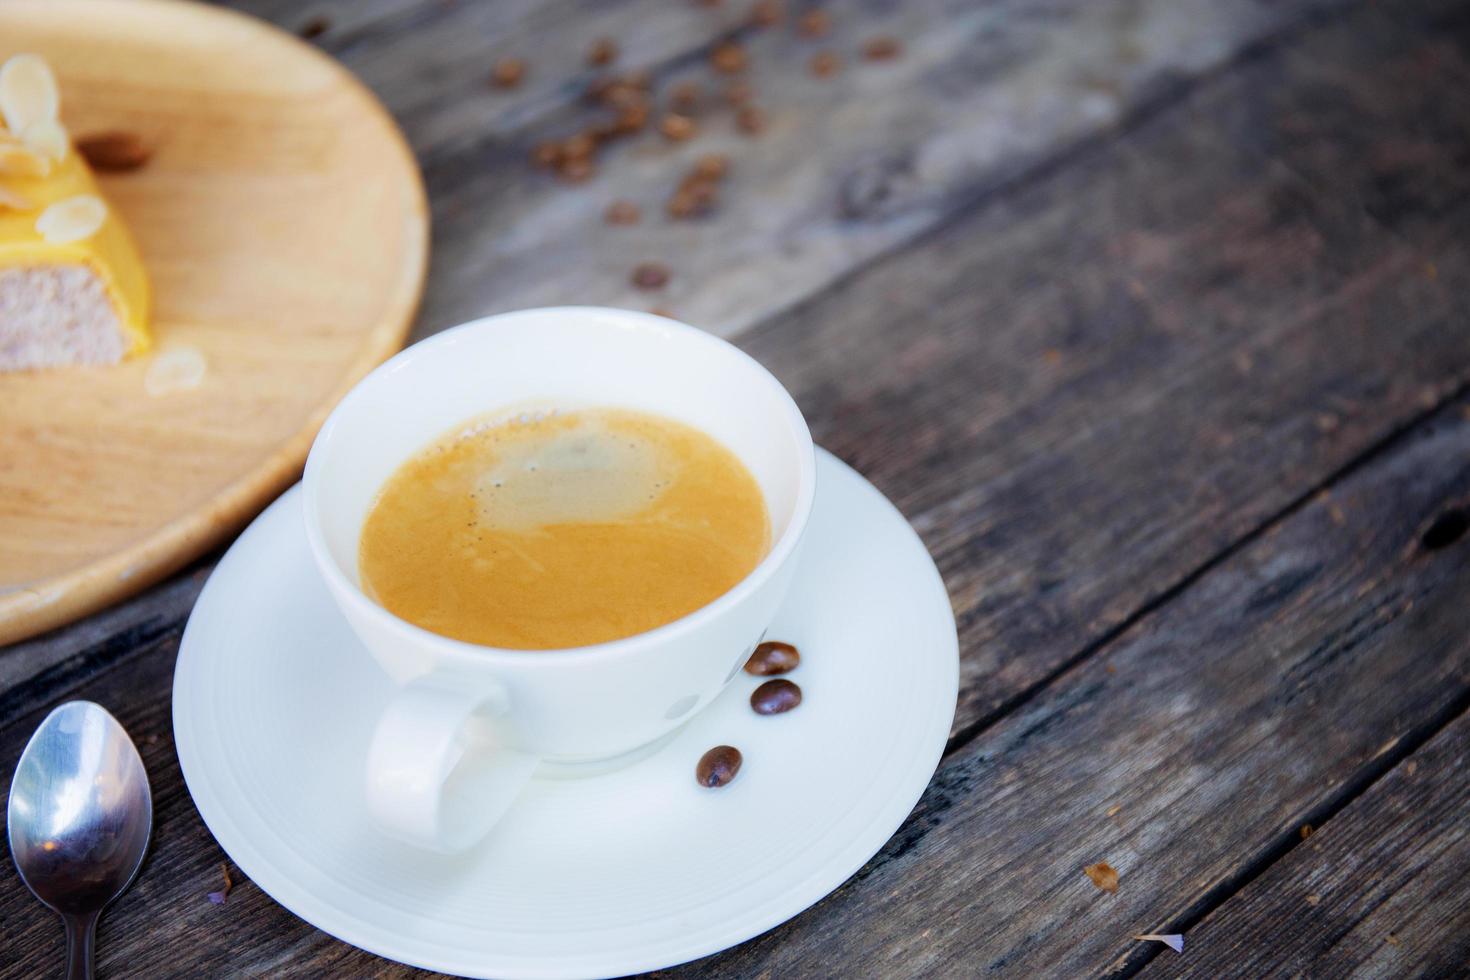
(809, 50, 841, 78)
(725, 80, 754, 106)
(631, 262, 671, 290)
(559, 157, 595, 182)
(491, 57, 526, 89)
(649, 306, 676, 318)
(711, 41, 749, 74)
(751, 678, 802, 715)
(667, 180, 718, 219)
(297, 15, 331, 40)
(863, 35, 903, 60)
(75, 132, 151, 173)
(562, 132, 597, 160)
(668, 80, 703, 114)
(744, 640, 800, 675)
(797, 9, 831, 38)
(749, 0, 783, 28)
(736, 104, 768, 135)
(586, 37, 618, 67)
(696, 745, 743, 787)
(613, 103, 650, 134)
(604, 200, 641, 225)
(692, 153, 730, 181)
(530, 140, 563, 169)
(659, 113, 698, 141)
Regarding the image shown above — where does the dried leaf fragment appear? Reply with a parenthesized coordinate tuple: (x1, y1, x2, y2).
(206, 861, 233, 905)
(1084, 861, 1119, 893)
(1133, 934, 1183, 953)
(0, 54, 60, 136)
(35, 194, 106, 244)
(77, 131, 151, 172)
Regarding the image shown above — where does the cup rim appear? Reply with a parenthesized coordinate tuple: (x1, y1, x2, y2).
(302, 306, 817, 666)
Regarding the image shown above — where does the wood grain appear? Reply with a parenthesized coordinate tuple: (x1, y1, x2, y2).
(739, 0, 1470, 738)
(652, 396, 1470, 976)
(235, 0, 1362, 340)
(1138, 709, 1470, 979)
(2, 0, 1469, 976)
(0, 0, 428, 644)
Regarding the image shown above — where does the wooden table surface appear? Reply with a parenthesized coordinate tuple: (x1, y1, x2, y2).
(4, 0, 1470, 976)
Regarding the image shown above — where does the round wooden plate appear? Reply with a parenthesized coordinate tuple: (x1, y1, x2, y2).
(0, 0, 429, 645)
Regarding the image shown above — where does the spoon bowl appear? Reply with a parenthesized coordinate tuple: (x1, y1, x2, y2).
(8, 701, 153, 979)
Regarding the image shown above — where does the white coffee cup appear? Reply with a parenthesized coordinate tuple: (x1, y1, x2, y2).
(302, 307, 816, 852)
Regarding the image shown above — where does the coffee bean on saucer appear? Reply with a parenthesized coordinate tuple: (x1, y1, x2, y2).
(751, 678, 801, 715)
(744, 640, 799, 675)
(697, 745, 742, 787)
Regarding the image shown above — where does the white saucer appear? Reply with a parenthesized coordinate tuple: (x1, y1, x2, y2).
(174, 449, 958, 979)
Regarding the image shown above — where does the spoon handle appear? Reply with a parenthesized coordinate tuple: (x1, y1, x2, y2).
(63, 911, 98, 980)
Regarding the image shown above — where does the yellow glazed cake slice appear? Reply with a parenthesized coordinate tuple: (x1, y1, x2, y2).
(0, 53, 150, 371)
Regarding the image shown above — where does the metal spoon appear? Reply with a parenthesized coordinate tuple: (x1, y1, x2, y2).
(8, 701, 153, 980)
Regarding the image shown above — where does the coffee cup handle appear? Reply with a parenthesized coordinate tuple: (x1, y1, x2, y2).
(364, 673, 540, 852)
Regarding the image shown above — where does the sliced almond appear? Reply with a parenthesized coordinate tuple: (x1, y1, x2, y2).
(144, 346, 208, 395)
(0, 141, 50, 178)
(0, 183, 32, 210)
(35, 194, 106, 244)
(21, 118, 67, 163)
(0, 54, 60, 136)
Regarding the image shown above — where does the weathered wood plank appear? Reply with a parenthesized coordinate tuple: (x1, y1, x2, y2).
(219, 0, 1364, 340)
(1137, 708, 1470, 979)
(733, 0, 1470, 737)
(409, 0, 1362, 337)
(651, 397, 1470, 976)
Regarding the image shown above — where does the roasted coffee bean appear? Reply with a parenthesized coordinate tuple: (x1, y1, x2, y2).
(530, 140, 563, 169)
(631, 262, 671, 289)
(667, 180, 718, 219)
(749, 0, 783, 27)
(604, 200, 641, 225)
(736, 104, 767, 135)
(863, 35, 902, 60)
(587, 37, 618, 67)
(696, 745, 742, 787)
(297, 15, 331, 40)
(490, 58, 526, 89)
(659, 113, 698, 141)
(751, 679, 802, 715)
(744, 640, 799, 675)
(725, 80, 754, 106)
(562, 132, 597, 160)
(711, 41, 749, 74)
(558, 157, 595, 182)
(692, 153, 729, 181)
(809, 50, 840, 78)
(797, 9, 830, 37)
(668, 81, 703, 114)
